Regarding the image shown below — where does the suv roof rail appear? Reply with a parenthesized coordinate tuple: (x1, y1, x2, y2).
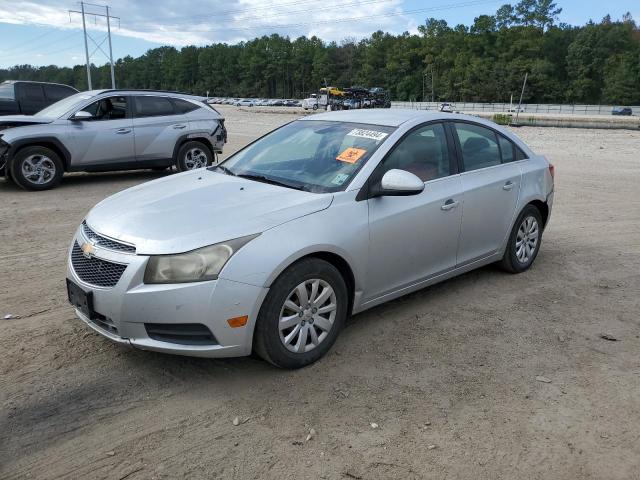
(100, 88, 201, 96)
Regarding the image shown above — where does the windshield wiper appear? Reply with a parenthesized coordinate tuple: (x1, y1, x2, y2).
(213, 164, 236, 176)
(236, 173, 306, 191)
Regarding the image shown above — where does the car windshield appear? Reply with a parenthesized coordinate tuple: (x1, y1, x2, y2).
(36, 92, 96, 117)
(0, 82, 15, 99)
(216, 120, 396, 193)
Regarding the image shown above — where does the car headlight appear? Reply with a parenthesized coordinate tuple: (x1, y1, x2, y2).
(144, 234, 259, 284)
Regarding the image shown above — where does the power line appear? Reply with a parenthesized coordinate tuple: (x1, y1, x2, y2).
(2, 31, 81, 58)
(0, 27, 59, 52)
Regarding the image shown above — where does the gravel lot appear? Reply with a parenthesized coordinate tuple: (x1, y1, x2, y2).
(1, 105, 639, 479)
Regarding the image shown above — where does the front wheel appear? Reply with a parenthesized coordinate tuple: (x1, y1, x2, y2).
(175, 141, 213, 172)
(10, 146, 64, 191)
(499, 205, 543, 273)
(253, 258, 348, 369)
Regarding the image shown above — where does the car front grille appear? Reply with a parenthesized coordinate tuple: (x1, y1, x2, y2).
(71, 242, 127, 288)
(82, 221, 136, 254)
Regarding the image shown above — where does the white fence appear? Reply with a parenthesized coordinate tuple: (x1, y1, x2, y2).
(391, 101, 638, 116)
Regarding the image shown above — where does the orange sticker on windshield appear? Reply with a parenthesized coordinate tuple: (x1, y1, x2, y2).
(336, 147, 367, 164)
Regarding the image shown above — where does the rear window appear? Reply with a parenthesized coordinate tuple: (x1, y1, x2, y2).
(45, 84, 75, 102)
(134, 96, 175, 117)
(172, 98, 201, 114)
(0, 83, 15, 99)
(20, 83, 44, 101)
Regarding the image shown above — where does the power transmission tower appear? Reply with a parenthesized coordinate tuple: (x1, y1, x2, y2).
(69, 2, 120, 89)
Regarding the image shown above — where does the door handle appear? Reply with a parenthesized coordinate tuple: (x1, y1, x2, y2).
(115, 128, 131, 134)
(173, 124, 187, 129)
(441, 199, 459, 211)
(503, 181, 515, 191)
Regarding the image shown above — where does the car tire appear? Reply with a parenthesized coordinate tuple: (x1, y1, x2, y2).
(312, 104, 318, 111)
(499, 204, 543, 273)
(175, 141, 213, 172)
(10, 146, 64, 191)
(253, 258, 348, 369)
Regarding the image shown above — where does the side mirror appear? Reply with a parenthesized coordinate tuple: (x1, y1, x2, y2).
(373, 169, 425, 197)
(71, 110, 93, 121)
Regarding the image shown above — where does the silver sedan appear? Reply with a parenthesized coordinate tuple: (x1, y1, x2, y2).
(66, 110, 554, 368)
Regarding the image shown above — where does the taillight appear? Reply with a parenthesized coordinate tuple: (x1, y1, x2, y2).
(548, 163, 555, 179)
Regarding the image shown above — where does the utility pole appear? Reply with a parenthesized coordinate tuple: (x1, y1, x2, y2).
(431, 64, 435, 103)
(515, 72, 528, 124)
(80, 1, 91, 89)
(70, 2, 119, 89)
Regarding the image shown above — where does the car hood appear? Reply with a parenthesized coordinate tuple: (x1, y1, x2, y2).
(85, 170, 334, 255)
(0, 115, 54, 127)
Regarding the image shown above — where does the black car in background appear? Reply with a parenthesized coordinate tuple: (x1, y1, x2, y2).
(611, 107, 633, 116)
(0, 80, 78, 116)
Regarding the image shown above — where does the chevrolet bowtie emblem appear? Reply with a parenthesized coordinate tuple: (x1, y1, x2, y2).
(81, 241, 96, 258)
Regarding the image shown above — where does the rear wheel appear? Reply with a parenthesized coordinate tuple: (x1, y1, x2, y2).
(499, 205, 543, 273)
(10, 146, 64, 191)
(254, 258, 348, 369)
(175, 141, 213, 172)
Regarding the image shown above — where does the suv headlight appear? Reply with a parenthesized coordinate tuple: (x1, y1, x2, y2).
(144, 234, 259, 284)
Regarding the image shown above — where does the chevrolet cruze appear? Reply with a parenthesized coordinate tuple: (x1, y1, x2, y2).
(67, 110, 554, 368)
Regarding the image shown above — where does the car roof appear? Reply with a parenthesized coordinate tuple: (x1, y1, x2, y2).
(93, 89, 205, 101)
(302, 109, 488, 127)
(1, 80, 78, 90)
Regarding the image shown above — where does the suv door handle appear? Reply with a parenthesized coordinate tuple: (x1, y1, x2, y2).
(503, 181, 515, 191)
(173, 124, 187, 129)
(115, 128, 131, 134)
(441, 199, 459, 211)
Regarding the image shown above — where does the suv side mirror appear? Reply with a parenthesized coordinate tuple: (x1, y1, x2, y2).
(371, 169, 425, 197)
(71, 110, 93, 120)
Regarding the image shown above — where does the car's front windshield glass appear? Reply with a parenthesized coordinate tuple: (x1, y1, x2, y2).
(217, 120, 395, 193)
(36, 92, 95, 118)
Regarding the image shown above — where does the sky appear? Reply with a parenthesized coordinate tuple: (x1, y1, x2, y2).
(0, 0, 638, 68)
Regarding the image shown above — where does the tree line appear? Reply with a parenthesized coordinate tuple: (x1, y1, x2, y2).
(1, 0, 639, 105)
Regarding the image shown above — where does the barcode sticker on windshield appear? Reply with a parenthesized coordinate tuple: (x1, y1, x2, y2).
(347, 128, 388, 141)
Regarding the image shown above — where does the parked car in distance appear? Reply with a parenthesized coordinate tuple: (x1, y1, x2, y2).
(440, 103, 454, 113)
(0, 80, 78, 116)
(508, 105, 526, 113)
(0, 89, 226, 190)
(342, 99, 362, 110)
(67, 109, 554, 368)
(236, 99, 255, 107)
(612, 107, 632, 116)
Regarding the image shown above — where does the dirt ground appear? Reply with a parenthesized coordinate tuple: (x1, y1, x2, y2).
(1, 105, 639, 480)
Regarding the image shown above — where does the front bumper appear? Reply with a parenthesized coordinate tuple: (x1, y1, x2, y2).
(66, 226, 268, 358)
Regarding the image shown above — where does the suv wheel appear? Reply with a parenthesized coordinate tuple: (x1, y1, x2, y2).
(253, 258, 348, 369)
(176, 141, 213, 172)
(10, 146, 64, 191)
(499, 205, 543, 273)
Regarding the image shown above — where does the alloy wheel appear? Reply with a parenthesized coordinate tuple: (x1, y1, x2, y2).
(515, 216, 539, 264)
(184, 148, 208, 169)
(21, 154, 56, 185)
(278, 279, 337, 353)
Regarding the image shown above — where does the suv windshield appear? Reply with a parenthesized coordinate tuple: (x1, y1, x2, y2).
(217, 120, 395, 193)
(36, 92, 95, 118)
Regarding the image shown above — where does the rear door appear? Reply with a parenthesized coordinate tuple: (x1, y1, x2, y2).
(68, 95, 135, 168)
(132, 95, 187, 162)
(450, 121, 522, 266)
(16, 83, 47, 114)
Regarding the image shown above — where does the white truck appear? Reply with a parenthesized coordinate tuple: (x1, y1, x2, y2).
(302, 93, 328, 111)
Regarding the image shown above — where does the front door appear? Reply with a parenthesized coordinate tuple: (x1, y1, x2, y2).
(68, 95, 135, 168)
(366, 122, 463, 301)
(450, 121, 521, 266)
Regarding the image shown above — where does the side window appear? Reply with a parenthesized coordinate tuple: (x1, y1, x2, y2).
(45, 85, 74, 102)
(498, 134, 515, 163)
(20, 83, 44, 101)
(515, 145, 528, 160)
(134, 96, 175, 117)
(454, 122, 501, 171)
(82, 96, 128, 120)
(378, 123, 451, 182)
(172, 98, 200, 114)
